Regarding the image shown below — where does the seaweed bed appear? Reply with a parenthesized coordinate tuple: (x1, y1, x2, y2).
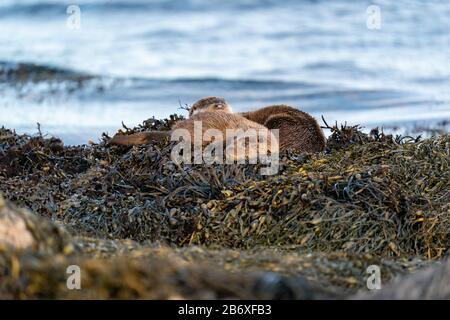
(0, 116, 448, 299)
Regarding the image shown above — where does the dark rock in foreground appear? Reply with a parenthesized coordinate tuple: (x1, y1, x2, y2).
(353, 258, 450, 300)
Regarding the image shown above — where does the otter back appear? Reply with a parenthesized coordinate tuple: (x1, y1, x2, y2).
(240, 105, 326, 153)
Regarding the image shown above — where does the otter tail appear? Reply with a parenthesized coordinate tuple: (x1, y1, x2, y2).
(107, 131, 171, 146)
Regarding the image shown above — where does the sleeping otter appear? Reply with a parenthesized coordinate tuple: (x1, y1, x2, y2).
(106, 97, 269, 148)
(107, 96, 325, 153)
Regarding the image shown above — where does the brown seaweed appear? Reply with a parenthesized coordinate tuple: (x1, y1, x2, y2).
(0, 117, 448, 299)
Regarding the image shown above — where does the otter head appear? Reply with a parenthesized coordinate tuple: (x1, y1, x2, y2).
(189, 96, 232, 117)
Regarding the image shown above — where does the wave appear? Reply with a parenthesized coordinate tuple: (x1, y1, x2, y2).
(0, 61, 93, 83)
(0, 60, 317, 88)
(0, 0, 292, 17)
(0, 60, 443, 116)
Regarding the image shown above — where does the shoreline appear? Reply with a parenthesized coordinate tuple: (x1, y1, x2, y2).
(1, 119, 449, 299)
(2, 116, 449, 147)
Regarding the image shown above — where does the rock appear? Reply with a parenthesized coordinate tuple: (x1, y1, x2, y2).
(0, 195, 75, 254)
(0, 196, 34, 249)
(352, 258, 450, 299)
(252, 272, 314, 300)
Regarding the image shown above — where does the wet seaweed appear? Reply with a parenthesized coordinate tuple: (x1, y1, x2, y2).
(0, 117, 448, 299)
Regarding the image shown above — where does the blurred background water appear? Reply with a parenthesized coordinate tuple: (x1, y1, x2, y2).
(0, 0, 449, 144)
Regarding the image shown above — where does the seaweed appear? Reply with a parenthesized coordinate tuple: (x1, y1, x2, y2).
(0, 116, 448, 299)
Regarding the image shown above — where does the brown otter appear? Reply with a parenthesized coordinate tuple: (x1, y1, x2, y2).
(240, 105, 326, 153)
(188, 96, 233, 116)
(107, 97, 325, 153)
(188, 97, 325, 153)
(106, 97, 268, 147)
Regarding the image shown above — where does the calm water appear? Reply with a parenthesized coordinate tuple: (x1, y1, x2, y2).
(1, 0, 449, 144)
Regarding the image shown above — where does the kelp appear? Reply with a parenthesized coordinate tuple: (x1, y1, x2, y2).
(0, 117, 448, 299)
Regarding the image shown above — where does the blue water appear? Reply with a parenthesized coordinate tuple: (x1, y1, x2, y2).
(1, 0, 449, 144)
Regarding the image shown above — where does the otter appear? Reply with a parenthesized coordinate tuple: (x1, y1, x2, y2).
(106, 97, 270, 147)
(239, 105, 326, 153)
(107, 96, 325, 153)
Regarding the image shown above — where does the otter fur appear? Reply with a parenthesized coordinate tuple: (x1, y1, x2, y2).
(107, 97, 268, 148)
(107, 97, 325, 154)
(240, 105, 326, 153)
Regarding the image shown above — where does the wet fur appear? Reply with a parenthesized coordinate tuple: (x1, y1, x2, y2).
(240, 105, 326, 153)
(107, 97, 326, 154)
